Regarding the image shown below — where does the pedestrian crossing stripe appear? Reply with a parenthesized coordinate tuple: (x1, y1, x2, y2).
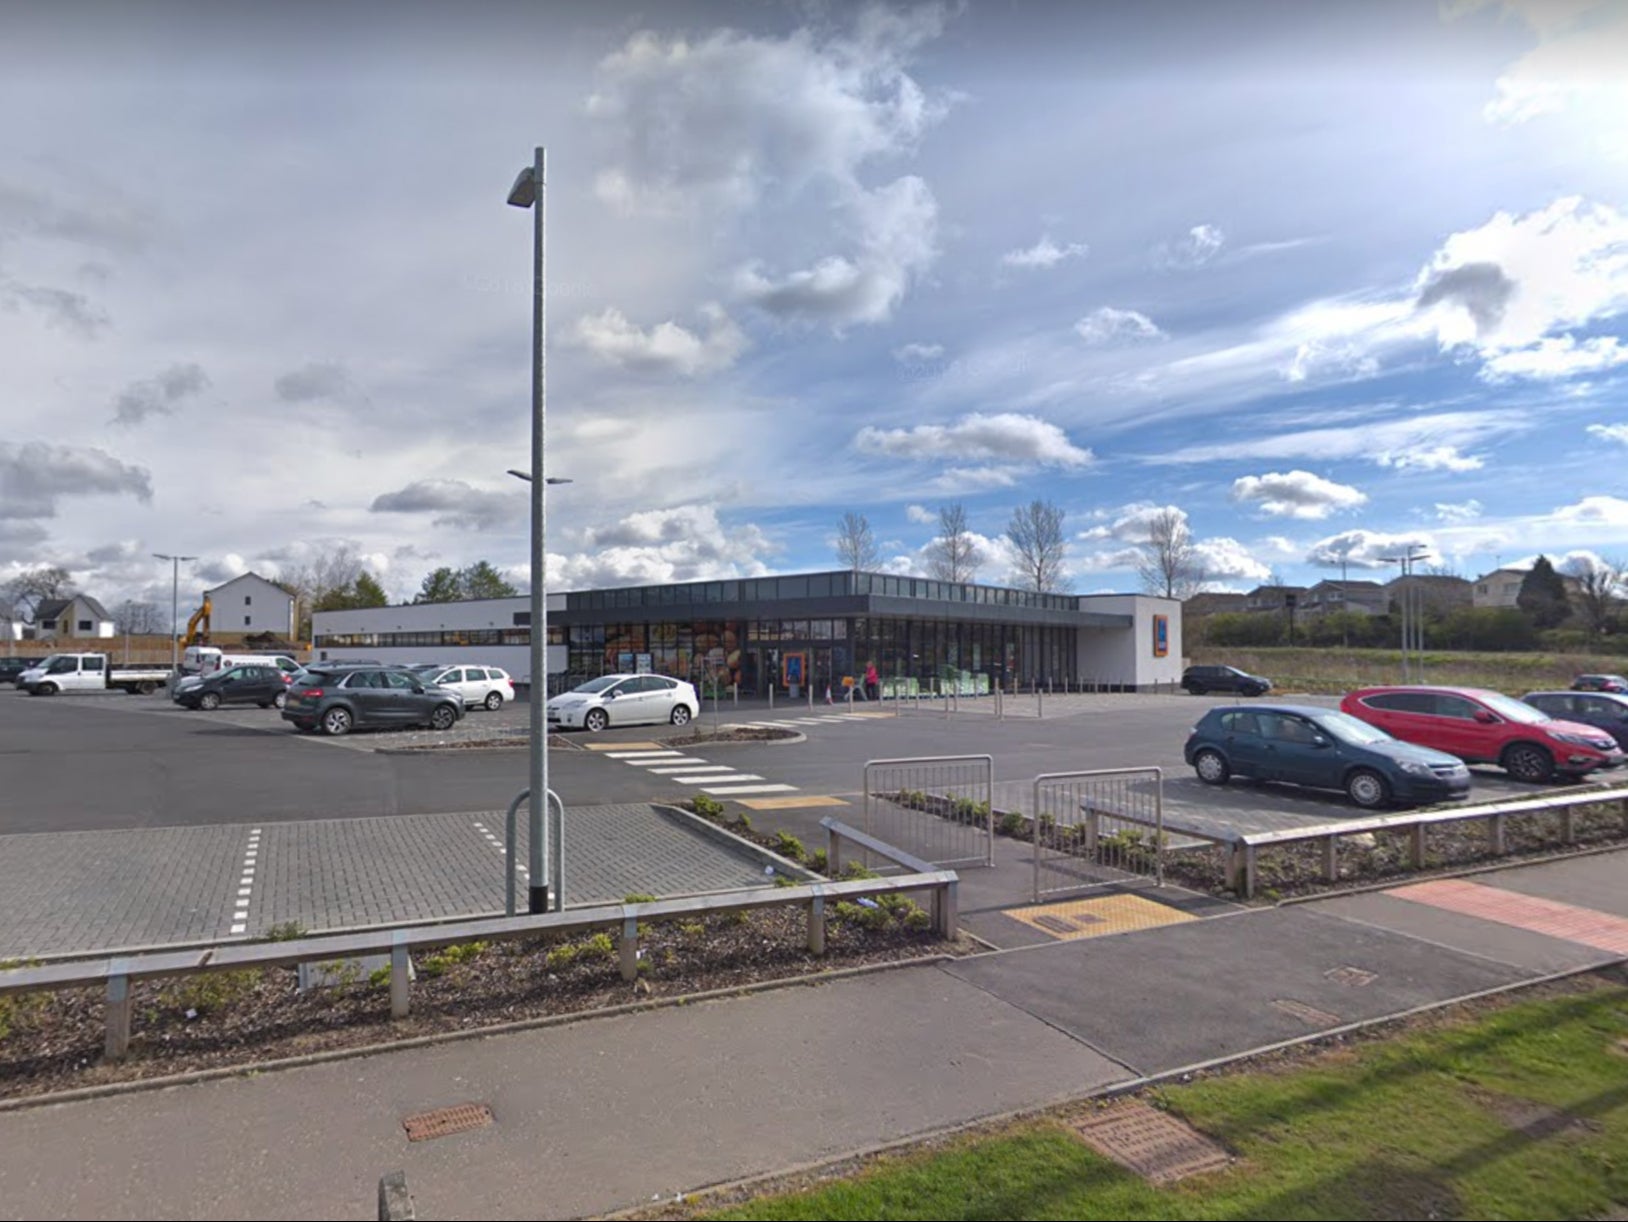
(645, 764, 735, 774)
(585, 741, 664, 751)
(670, 773, 764, 785)
(702, 783, 798, 795)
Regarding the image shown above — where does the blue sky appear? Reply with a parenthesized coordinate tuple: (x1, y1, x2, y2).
(2, 0, 1626, 608)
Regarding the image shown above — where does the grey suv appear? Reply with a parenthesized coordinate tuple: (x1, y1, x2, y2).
(281, 666, 464, 736)
(1181, 664, 1271, 697)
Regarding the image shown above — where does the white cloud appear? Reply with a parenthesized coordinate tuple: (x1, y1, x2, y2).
(1075, 545, 1147, 573)
(1484, 335, 1628, 380)
(1377, 446, 1484, 473)
(1468, 0, 1628, 142)
(0, 442, 152, 519)
(1436, 499, 1485, 522)
(1073, 306, 1165, 346)
(556, 504, 773, 586)
(369, 479, 523, 531)
(1305, 529, 1437, 569)
(570, 303, 746, 377)
(905, 503, 937, 525)
(111, 362, 209, 426)
(893, 341, 944, 364)
(1153, 223, 1225, 269)
(1588, 422, 1628, 445)
(1192, 537, 1273, 583)
(854, 411, 1092, 468)
(1153, 408, 1521, 471)
(1551, 494, 1628, 527)
(1077, 503, 1187, 545)
(274, 361, 352, 403)
(1230, 470, 1367, 520)
(1001, 235, 1088, 269)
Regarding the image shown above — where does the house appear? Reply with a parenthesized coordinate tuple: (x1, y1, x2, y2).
(1183, 591, 1247, 618)
(27, 595, 115, 640)
(1386, 573, 1473, 613)
(1301, 579, 1386, 617)
(206, 571, 295, 638)
(1244, 584, 1308, 613)
(1472, 566, 1585, 609)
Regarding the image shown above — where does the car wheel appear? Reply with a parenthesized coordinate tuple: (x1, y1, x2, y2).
(1346, 768, 1389, 809)
(273, 691, 286, 710)
(1503, 742, 1555, 784)
(484, 690, 504, 711)
(137, 681, 157, 696)
(320, 706, 353, 737)
(198, 692, 222, 711)
(584, 708, 609, 732)
(670, 703, 692, 726)
(1194, 749, 1230, 785)
(37, 682, 57, 696)
(429, 704, 457, 731)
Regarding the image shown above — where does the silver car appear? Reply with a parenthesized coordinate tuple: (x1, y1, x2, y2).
(546, 674, 699, 731)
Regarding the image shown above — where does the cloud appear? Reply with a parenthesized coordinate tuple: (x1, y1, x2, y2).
(0, 176, 155, 253)
(854, 411, 1092, 468)
(1192, 537, 1273, 583)
(571, 303, 746, 377)
(196, 555, 249, 585)
(1551, 494, 1628, 527)
(1465, 0, 1628, 139)
(1153, 223, 1225, 269)
(1588, 422, 1628, 445)
(1415, 261, 1516, 335)
(0, 442, 152, 519)
(893, 341, 944, 364)
(905, 504, 937, 524)
(1073, 306, 1165, 346)
(1153, 408, 1522, 472)
(1230, 470, 1367, 519)
(1, 279, 110, 337)
(1001, 235, 1088, 269)
(1305, 528, 1436, 569)
(111, 362, 209, 426)
(1436, 499, 1485, 522)
(1077, 503, 1188, 545)
(1074, 545, 1146, 573)
(555, 503, 773, 586)
(274, 362, 352, 403)
(1486, 335, 1628, 380)
(369, 479, 523, 531)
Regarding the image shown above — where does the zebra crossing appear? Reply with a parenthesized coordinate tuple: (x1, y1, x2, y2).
(738, 711, 892, 729)
(587, 743, 796, 797)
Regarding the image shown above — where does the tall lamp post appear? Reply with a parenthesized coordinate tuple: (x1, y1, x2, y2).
(152, 552, 196, 675)
(508, 146, 552, 914)
(1380, 544, 1431, 682)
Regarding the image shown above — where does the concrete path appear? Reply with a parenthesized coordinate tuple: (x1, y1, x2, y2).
(0, 849, 1623, 1221)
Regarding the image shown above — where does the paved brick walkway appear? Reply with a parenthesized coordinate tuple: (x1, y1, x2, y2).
(1388, 877, 1628, 956)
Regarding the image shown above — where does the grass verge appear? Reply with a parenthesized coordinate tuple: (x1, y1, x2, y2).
(693, 975, 1628, 1220)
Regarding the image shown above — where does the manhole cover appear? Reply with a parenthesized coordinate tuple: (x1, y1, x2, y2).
(1324, 965, 1377, 987)
(402, 1102, 494, 1142)
(1274, 998, 1340, 1026)
(1071, 1100, 1231, 1183)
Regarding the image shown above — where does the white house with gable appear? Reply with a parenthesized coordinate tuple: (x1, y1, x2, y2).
(207, 572, 295, 637)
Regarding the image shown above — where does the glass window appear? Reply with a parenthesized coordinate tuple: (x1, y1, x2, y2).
(1433, 695, 1480, 720)
(1364, 691, 1435, 714)
(779, 576, 809, 598)
(811, 619, 833, 640)
(384, 670, 419, 690)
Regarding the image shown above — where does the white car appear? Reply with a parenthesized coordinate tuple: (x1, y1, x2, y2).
(409, 664, 514, 710)
(547, 674, 698, 731)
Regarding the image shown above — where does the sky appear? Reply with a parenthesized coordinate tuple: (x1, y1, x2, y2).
(2, 0, 1627, 616)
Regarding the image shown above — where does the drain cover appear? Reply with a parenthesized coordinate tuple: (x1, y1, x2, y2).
(1324, 965, 1377, 987)
(1071, 1100, 1230, 1182)
(402, 1102, 494, 1142)
(1273, 998, 1340, 1026)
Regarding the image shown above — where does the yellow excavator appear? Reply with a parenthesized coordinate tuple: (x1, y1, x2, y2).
(182, 595, 212, 647)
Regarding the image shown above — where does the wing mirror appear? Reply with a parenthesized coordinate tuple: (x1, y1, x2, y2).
(1311, 734, 1330, 748)
(1474, 709, 1497, 723)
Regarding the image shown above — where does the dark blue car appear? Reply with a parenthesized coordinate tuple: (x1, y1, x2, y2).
(1183, 703, 1472, 809)
(1523, 691, 1628, 750)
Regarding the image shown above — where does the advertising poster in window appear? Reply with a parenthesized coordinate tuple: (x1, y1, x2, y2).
(1153, 614, 1169, 658)
(635, 653, 652, 674)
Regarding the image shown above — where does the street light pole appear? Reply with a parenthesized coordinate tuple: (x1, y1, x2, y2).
(152, 553, 195, 676)
(509, 146, 551, 914)
(1380, 545, 1431, 683)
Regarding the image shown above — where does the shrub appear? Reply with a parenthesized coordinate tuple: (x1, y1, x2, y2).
(772, 831, 806, 862)
(162, 969, 263, 1015)
(808, 848, 829, 873)
(585, 932, 616, 960)
(420, 940, 490, 978)
(998, 811, 1027, 837)
(689, 794, 726, 819)
(732, 811, 753, 833)
(623, 893, 658, 905)
(902, 908, 932, 932)
(678, 922, 705, 938)
(263, 921, 308, 942)
(544, 942, 580, 970)
(841, 861, 880, 881)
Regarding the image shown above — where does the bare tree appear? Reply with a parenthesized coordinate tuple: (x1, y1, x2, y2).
(279, 546, 366, 639)
(1006, 499, 1071, 592)
(2, 565, 74, 623)
(834, 512, 880, 573)
(1570, 557, 1624, 638)
(1136, 508, 1204, 599)
(926, 503, 983, 583)
(113, 599, 165, 634)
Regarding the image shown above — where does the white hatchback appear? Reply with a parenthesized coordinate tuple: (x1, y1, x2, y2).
(410, 664, 514, 710)
(547, 674, 699, 731)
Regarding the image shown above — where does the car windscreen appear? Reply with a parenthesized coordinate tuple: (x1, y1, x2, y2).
(573, 676, 622, 694)
(1313, 710, 1394, 745)
(1477, 691, 1550, 724)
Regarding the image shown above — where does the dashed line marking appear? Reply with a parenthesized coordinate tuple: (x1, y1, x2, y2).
(231, 827, 261, 935)
(473, 819, 528, 877)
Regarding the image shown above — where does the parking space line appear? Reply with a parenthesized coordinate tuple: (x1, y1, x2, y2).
(230, 827, 261, 935)
(473, 819, 527, 880)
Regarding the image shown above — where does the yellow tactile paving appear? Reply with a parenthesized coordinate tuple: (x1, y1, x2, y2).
(584, 741, 665, 751)
(736, 795, 851, 811)
(1003, 893, 1198, 942)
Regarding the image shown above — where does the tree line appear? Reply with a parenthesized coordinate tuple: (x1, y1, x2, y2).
(835, 499, 1073, 592)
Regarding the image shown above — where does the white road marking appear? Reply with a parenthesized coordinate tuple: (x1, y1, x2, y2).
(645, 764, 736, 775)
(670, 773, 764, 785)
(625, 756, 708, 767)
(473, 819, 528, 877)
(604, 750, 684, 760)
(231, 828, 261, 934)
(701, 783, 799, 795)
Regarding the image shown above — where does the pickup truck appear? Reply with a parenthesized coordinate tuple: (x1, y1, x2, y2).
(17, 653, 172, 696)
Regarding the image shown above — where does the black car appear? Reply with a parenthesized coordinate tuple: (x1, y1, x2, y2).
(1184, 704, 1471, 809)
(175, 664, 289, 710)
(1523, 690, 1628, 749)
(1181, 664, 1272, 697)
(280, 665, 463, 736)
(0, 657, 46, 687)
(1571, 674, 1628, 694)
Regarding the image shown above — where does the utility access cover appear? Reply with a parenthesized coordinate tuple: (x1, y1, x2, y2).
(402, 1102, 494, 1143)
(1070, 1100, 1231, 1183)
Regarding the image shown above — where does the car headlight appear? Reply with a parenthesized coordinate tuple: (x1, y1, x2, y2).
(1554, 732, 1601, 747)
(1397, 760, 1434, 776)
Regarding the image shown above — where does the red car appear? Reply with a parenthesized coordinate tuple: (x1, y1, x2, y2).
(1340, 685, 1626, 783)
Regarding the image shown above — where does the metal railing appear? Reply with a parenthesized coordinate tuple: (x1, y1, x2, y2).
(862, 754, 996, 867)
(1032, 767, 1165, 900)
(504, 788, 565, 915)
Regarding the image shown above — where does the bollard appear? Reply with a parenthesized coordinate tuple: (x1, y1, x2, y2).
(620, 912, 639, 982)
(390, 931, 411, 1019)
(105, 964, 132, 1061)
(808, 893, 826, 954)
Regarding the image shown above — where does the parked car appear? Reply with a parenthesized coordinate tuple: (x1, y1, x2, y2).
(1523, 690, 1628, 750)
(1340, 685, 1626, 783)
(408, 663, 514, 710)
(1571, 674, 1628, 694)
(1184, 704, 1470, 809)
(173, 664, 289, 711)
(280, 665, 464, 736)
(546, 673, 699, 731)
(1181, 664, 1271, 697)
(0, 657, 46, 687)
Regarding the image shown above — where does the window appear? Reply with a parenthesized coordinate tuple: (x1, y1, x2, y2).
(1364, 691, 1436, 714)
(245, 596, 252, 606)
(1219, 711, 1260, 735)
(1434, 695, 1480, 720)
(383, 671, 418, 690)
(78, 619, 93, 631)
(245, 616, 252, 627)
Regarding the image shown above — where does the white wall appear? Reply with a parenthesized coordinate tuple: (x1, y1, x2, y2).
(1075, 595, 1183, 690)
(312, 595, 568, 684)
(207, 573, 294, 636)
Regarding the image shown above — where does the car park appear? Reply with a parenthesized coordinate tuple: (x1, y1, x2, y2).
(1341, 685, 1626, 783)
(280, 665, 464, 736)
(546, 673, 699, 731)
(1522, 690, 1628, 750)
(408, 663, 514, 710)
(173, 664, 289, 710)
(1184, 703, 1470, 809)
(1181, 664, 1271, 697)
(1571, 674, 1628, 694)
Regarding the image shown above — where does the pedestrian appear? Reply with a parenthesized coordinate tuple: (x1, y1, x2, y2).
(865, 660, 880, 702)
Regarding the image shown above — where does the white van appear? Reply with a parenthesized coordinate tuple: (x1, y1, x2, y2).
(181, 647, 300, 679)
